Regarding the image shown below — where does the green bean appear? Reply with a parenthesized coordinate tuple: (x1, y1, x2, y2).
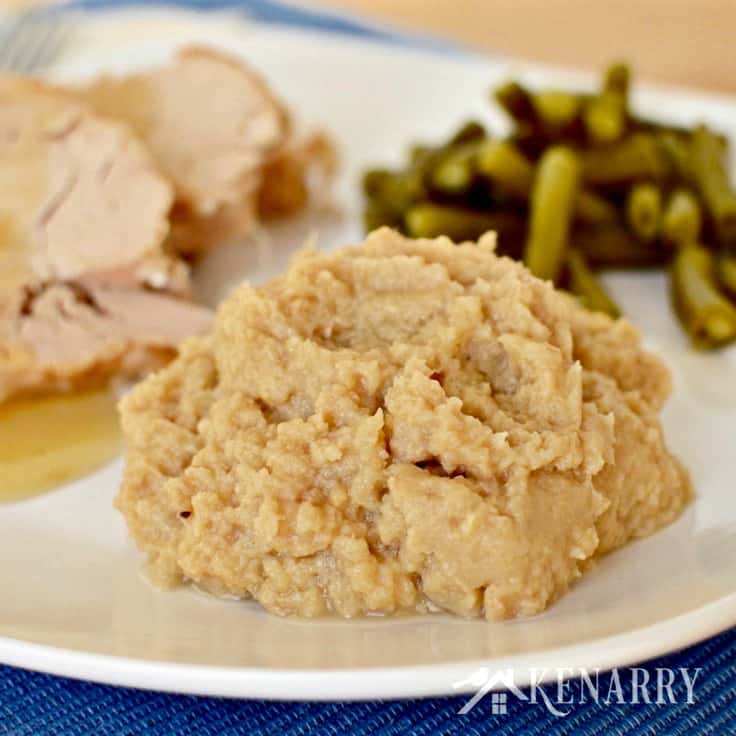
(476, 139, 616, 224)
(476, 140, 534, 198)
(412, 147, 466, 196)
(566, 249, 621, 318)
(362, 169, 424, 231)
(408, 145, 433, 166)
(625, 183, 662, 241)
(705, 126, 729, 156)
(494, 80, 536, 123)
(671, 244, 736, 348)
(509, 121, 547, 158)
(404, 202, 525, 254)
(425, 141, 486, 196)
(604, 62, 630, 97)
(430, 154, 475, 194)
(362, 169, 423, 205)
(636, 119, 690, 137)
(642, 120, 729, 155)
(574, 224, 669, 269)
(364, 200, 403, 232)
(407, 140, 476, 189)
(581, 62, 630, 145)
(689, 126, 736, 246)
(524, 146, 580, 282)
(658, 132, 692, 180)
(448, 120, 487, 146)
(581, 133, 671, 187)
(716, 251, 736, 297)
(575, 190, 619, 225)
(362, 169, 395, 197)
(584, 92, 626, 144)
(661, 189, 702, 247)
(532, 90, 581, 136)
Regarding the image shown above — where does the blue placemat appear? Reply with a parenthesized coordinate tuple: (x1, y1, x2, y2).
(1, 627, 735, 735)
(1, 2, 734, 734)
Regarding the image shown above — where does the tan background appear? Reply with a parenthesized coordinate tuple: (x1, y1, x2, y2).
(1, 0, 733, 92)
(327, 0, 736, 93)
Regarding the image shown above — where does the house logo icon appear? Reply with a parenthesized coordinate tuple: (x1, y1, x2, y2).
(453, 667, 530, 715)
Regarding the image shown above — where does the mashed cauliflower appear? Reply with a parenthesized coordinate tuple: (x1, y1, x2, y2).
(117, 228, 690, 620)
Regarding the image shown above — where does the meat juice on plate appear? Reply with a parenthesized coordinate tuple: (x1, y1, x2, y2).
(0, 389, 121, 503)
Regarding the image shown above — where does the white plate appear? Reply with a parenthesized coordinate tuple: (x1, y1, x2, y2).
(1, 7, 735, 701)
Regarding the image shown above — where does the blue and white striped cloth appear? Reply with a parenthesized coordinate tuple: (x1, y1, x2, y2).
(65, 0, 457, 51)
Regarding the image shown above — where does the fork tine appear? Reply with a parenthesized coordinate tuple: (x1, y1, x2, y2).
(39, 21, 71, 71)
(0, 16, 36, 71)
(7, 21, 48, 74)
(0, 19, 18, 50)
(0, 11, 69, 74)
(0, 15, 46, 72)
(17, 21, 65, 75)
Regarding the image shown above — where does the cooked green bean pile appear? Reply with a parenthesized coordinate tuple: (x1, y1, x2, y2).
(361, 62, 736, 350)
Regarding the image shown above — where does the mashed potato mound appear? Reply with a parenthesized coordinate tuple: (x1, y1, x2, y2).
(117, 228, 691, 620)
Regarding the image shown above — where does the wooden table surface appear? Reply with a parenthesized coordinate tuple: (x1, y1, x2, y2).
(328, 0, 736, 94)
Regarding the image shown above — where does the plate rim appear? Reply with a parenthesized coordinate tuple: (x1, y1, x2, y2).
(2, 8, 735, 702)
(2, 594, 734, 700)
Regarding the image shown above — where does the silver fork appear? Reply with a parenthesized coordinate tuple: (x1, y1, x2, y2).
(0, 10, 71, 74)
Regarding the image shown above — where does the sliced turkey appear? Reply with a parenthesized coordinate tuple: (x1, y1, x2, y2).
(76, 46, 292, 255)
(0, 76, 212, 402)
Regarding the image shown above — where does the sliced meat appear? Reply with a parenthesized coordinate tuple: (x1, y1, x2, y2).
(76, 47, 291, 254)
(0, 76, 212, 403)
(0, 283, 211, 402)
(0, 76, 176, 289)
(257, 130, 338, 220)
